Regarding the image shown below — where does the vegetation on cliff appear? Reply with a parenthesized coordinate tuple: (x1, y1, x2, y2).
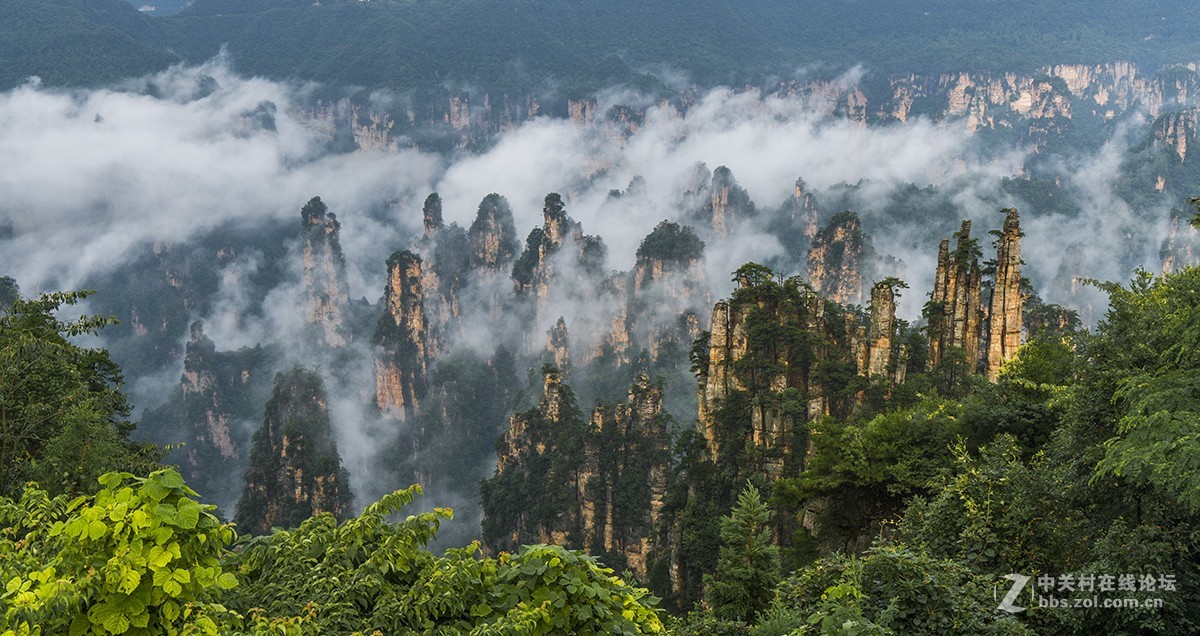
(234, 367, 352, 536)
(666, 264, 1200, 634)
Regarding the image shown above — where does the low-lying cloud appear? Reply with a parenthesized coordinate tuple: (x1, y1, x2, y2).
(0, 58, 1186, 520)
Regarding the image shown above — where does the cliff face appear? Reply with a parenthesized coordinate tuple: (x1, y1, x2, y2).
(986, 209, 1023, 380)
(374, 250, 429, 419)
(143, 321, 275, 510)
(786, 178, 820, 242)
(1151, 109, 1199, 163)
(592, 276, 633, 365)
(511, 194, 606, 316)
(546, 317, 571, 374)
(705, 166, 756, 236)
(579, 372, 671, 578)
(628, 221, 710, 363)
(657, 265, 906, 605)
(483, 367, 670, 579)
(881, 63, 1199, 134)
(235, 367, 352, 535)
(468, 194, 520, 271)
(422, 192, 444, 238)
(927, 213, 1031, 377)
(485, 366, 588, 548)
(307, 91, 541, 152)
(509, 194, 610, 362)
(177, 323, 237, 489)
(806, 211, 865, 305)
(298, 63, 1200, 157)
(413, 193, 470, 358)
(697, 269, 860, 473)
(300, 197, 352, 348)
(866, 282, 897, 379)
(927, 221, 984, 372)
(1162, 207, 1200, 274)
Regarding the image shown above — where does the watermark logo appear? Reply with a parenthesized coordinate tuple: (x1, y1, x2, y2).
(998, 573, 1030, 613)
(998, 572, 1176, 613)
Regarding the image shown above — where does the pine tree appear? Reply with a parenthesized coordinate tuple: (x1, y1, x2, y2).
(703, 483, 781, 622)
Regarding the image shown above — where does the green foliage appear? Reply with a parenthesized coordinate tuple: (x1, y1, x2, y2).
(396, 349, 517, 547)
(873, 277, 908, 297)
(802, 398, 961, 499)
(637, 221, 705, 265)
(892, 266, 1200, 634)
(0, 0, 177, 89)
(666, 611, 748, 636)
(773, 545, 1031, 635)
(484, 545, 663, 635)
(510, 227, 545, 289)
(703, 484, 780, 623)
(794, 398, 962, 550)
(225, 484, 663, 634)
(0, 469, 236, 636)
(3, 475, 665, 635)
(897, 436, 1088, 577)
(1093, 267, 1200, 512)
(10, 0, 1200, 93)
(0, 290, 158, 498)
(0, 277, 18, 308)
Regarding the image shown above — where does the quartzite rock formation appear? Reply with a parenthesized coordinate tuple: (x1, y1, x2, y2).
(300, 197, 352, 348)
(986, 209, 1023, 380)
(927, 220, 984, 371)
(235, 367, 352, 535)
(484, 367, 670, 579)
(867, 281, 897, 379)
(807, 211, 866, 305)
(374, 250, 429, 419)
(706, 166, 756, 236)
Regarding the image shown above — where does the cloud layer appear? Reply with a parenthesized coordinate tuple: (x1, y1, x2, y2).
(1, 60, 1183, 519)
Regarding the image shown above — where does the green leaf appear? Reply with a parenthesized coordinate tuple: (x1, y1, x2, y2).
(69, 613, 92, 636)
(141, 480, 171, 502)
(159, 471, 185, 490)
(89, 601, 131, 634)
(119, 570, 141, 594)
(215, 573, 238, 590)
(175, 504, 200, 530)
(98, 472, 125, 490)
(153, 504, 177, 523)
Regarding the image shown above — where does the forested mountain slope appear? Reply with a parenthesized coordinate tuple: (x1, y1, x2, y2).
(8, 0, 1200, 90)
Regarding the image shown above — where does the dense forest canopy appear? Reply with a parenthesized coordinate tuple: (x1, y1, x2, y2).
(5, 0, 1200, 90)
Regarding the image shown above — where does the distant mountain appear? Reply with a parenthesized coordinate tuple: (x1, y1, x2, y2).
(127, 0, 191, 17)
(0, 0, 177, 88)
(9, 0, 1200, 92)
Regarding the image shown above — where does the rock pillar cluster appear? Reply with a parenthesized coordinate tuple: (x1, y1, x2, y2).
(927, 220, 984, 370)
